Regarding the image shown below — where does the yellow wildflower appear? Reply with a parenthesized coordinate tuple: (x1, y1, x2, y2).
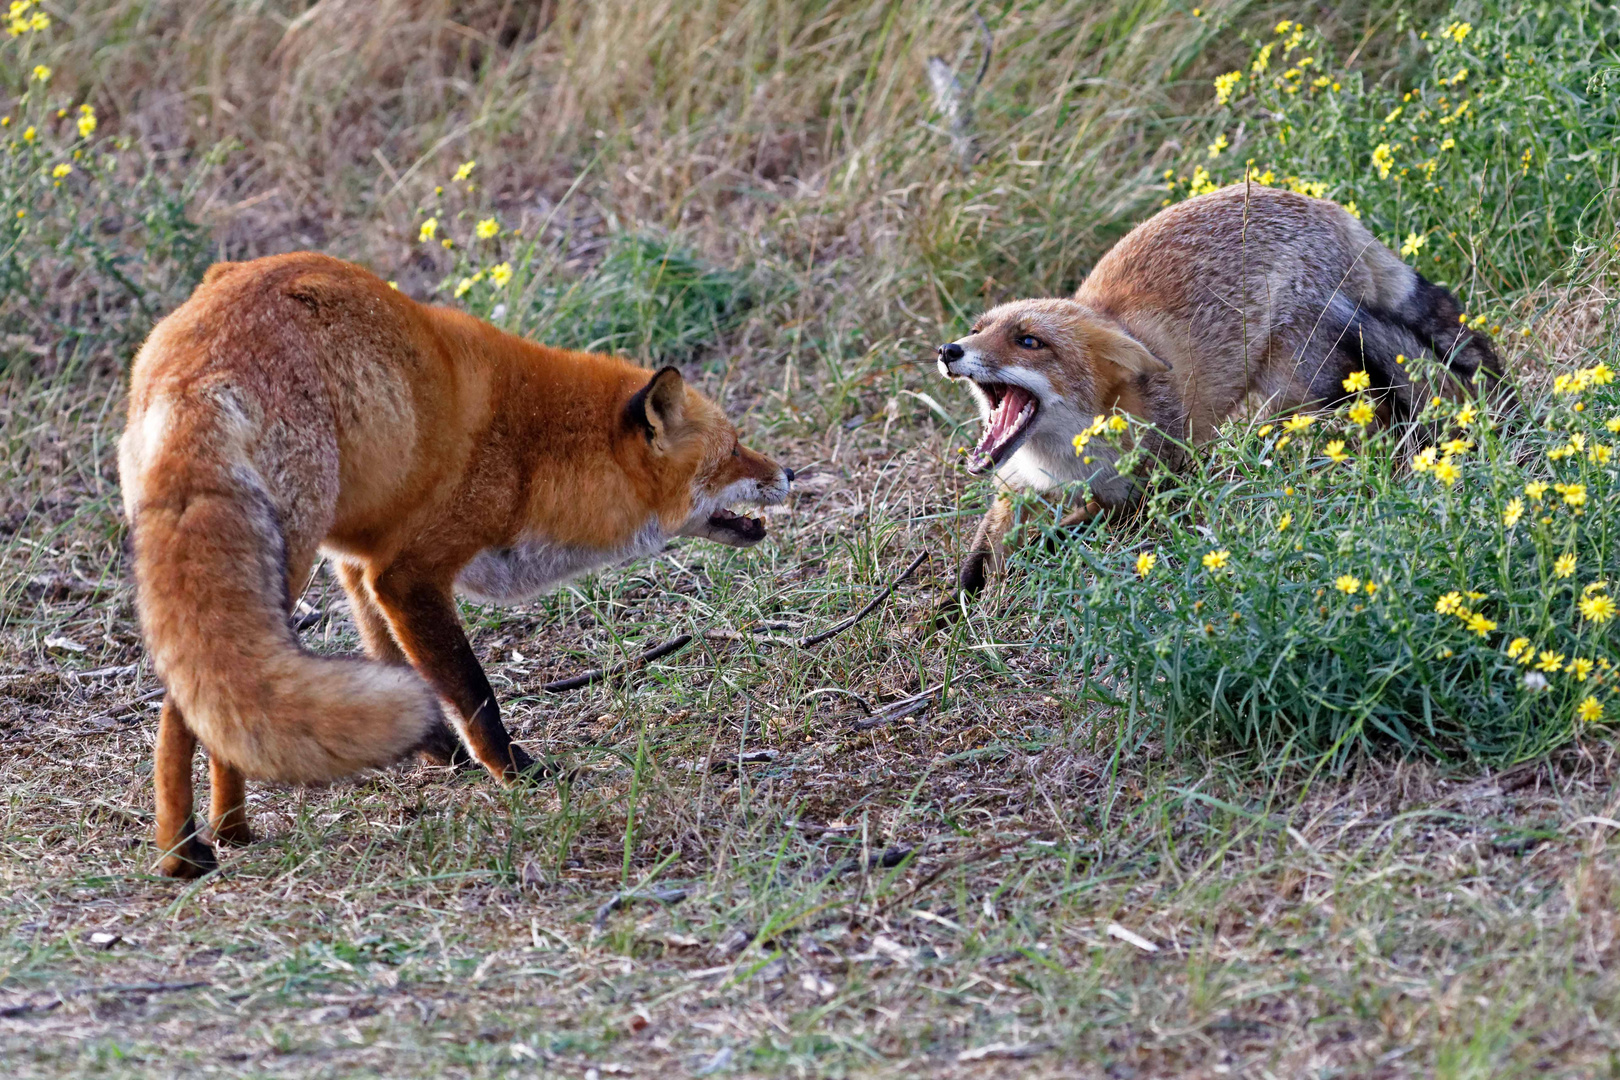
(489, 262, 513, 287)
(50, 163, 71, 178)
(1207, 133, 1229, 158)
(418, 217, 438, 243)
(1432, 457, 1461, 486)
(31, 64, 49, 82)
(1454, 404, 1476, 427)
(1324, 439, 1349, 463)
(1506, 637, 1530, 660)
(1335, 575, 1361, 595)
(1444, 21, 1471, 43)
(1502, 498, 1524, 527)
(1399, 232, 1426, 259)
(1213, 71, 1243, 106)
(1412, 447, 1438, 473)
(1536, 650, 1566, 673)
(1252, 43, 1273, 75)
(453, 276, 476, 299)
(1106, 415, 1128, 433)
(1555, 483, 1587, 508)
(475, 217, 499, 240)
(22, 125, 35, 142)
(1365, 581, 1379, 596)
(1372, 143, 1394, 180)
(1343, 201, 1360, 219)
(1579, 593, 1617, 624)
(1343, 370, 1371, 393)
(1465, 612, 1496, 637)
(452, 160, 476, 182)
(1135, 552, 1157, 578)
(1276, 512, 1292, 532)
(1440, 438, 1473, 457)
(1524, 481, 1549, 501)
(77, 107, 97, 138)
(1348, 400, 1375, 427)
(1435, 591, 1464, 615)
(1607, 417, 1620, 433)
(1577, 696, 1604, 723)
(1554, 553, 1577, 578)
(1282, 414, 1315, 433)
(1202, 549, 1231, 571)
(1567, 657, 1594, 682)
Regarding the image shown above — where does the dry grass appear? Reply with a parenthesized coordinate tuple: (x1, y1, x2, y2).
(5, 1, 1620, 1076)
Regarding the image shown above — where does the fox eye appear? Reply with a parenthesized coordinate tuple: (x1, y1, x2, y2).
(1016, 334, 1043, 349)
(731, 441, 740, 458)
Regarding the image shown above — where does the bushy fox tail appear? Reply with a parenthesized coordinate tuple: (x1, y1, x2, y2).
(128, 453, 438, 785)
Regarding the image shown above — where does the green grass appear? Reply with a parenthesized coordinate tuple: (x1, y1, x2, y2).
(3, 0, 1620, 1076)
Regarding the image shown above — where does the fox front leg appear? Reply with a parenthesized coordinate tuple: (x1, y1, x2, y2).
(956, 493, 1016, 597)
(370, 570, 540, 783)
(333, 560, 469, 769)
(928, 495, 1016, 632)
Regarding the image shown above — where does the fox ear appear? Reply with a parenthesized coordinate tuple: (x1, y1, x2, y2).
(626, 366, 687, 448)
(1086, 320, 1171, 376)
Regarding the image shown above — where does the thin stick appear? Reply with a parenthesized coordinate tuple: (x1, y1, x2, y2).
(797, 550, 929, 648)
(541, 550, 927, 691)
(541, 634, 693, 694)
(874, 831, 1040, 916)
(851, 684, 941, 731)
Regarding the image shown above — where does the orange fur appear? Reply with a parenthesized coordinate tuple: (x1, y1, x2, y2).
(120, 253, 789, 877)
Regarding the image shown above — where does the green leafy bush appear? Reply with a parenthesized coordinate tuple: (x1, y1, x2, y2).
(1019, 350, 1618, 767)
(1172, 3, 1620, 301)
(405, 167, 754, 367)
(1, 5, 217, 374)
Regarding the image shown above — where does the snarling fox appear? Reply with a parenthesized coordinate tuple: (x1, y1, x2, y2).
(936, 183, 1503, 603)
(120, 253, 791, 877)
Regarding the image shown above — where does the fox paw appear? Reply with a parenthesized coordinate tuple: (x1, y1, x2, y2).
(158, 836, 218, 879)
(415, 720, 478, 771)
(210, 816, 253, 847)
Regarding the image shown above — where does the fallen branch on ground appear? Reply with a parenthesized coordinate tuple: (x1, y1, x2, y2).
(541, 633, 694, 693)
(541, 550, 929, 692)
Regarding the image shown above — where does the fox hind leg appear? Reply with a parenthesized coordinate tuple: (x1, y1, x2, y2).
(154, 698, 216, 878)
(208, 757, 252, 846)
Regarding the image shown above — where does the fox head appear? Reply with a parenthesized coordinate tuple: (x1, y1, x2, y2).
(623, 366, 792, 547)
(936, 298, 1170, 490)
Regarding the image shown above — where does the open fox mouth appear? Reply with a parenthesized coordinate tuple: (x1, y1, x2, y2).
(706, 507, 767, 545)
(966, 382, 1038, 474)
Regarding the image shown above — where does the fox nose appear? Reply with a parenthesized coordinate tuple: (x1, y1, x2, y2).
(938, 342, 964, 363)
(783, 467, 795, 484)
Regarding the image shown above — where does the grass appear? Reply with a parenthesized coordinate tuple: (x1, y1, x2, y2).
(3, 0, 1620, 1076)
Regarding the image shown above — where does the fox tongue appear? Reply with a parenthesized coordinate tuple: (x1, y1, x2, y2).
(968, 385, 1035, 473)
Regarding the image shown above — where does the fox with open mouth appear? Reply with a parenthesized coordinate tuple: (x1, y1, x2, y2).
(936, 182, 1503, 606)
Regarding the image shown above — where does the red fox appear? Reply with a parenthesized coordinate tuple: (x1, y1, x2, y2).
(119, 253, 791, 877)
(936, 183, 1502, 602)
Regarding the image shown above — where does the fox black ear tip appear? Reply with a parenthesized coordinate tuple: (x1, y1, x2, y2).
(784, 467, 796, 483)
